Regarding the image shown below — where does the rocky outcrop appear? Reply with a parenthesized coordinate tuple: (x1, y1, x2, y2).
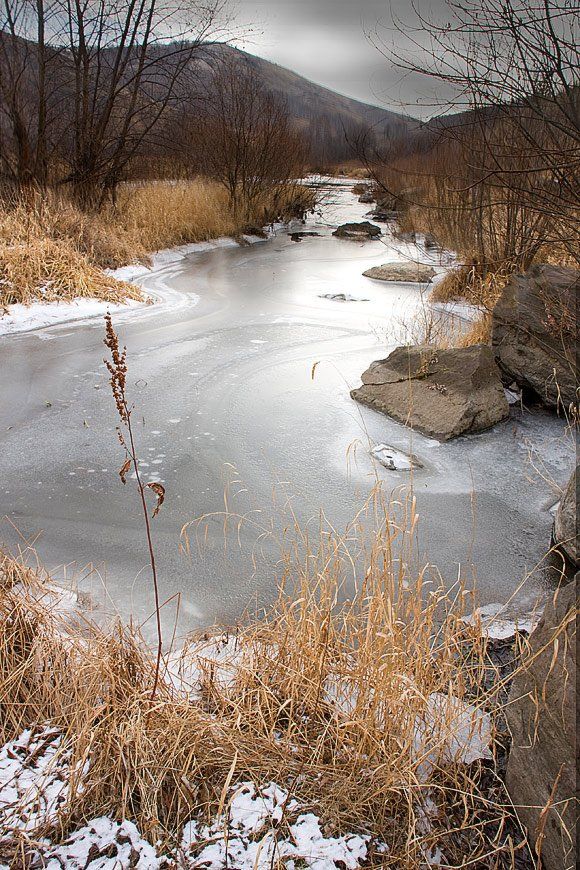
(358, 192, 375, 204)
(363, 263, 436, 283)
(350, 344, 509, 441)
(333, 221, 381, 240)
(554, 467, 578, 565)
(506, 579, 577, 870)
(492, 265, 578, 409)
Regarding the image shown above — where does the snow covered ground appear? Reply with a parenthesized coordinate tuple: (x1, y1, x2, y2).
(0, 716, 490, 869)
(0, 620, 497, 868)
(0, 234, 268, 337)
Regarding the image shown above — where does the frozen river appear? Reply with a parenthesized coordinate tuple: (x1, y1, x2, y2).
(0, 178, 573, 640)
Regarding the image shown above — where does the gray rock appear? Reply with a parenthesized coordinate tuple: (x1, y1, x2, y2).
(350, 344, 509, 441)
(332, 221, 381, 240)
(370, 208, 397, 223)
(492, 264, 578, 409)
(554, 467, 578, 565)
(358, 193, 375, 204)
(363, 262, 436, 283)
(506, 578, 577, 870)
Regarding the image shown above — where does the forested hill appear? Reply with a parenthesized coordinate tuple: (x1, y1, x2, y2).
(197, 44, 417, 163)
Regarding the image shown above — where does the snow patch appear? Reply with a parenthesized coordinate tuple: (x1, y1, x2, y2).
(0, 297, 141, 337)
(463, 603, 539, 639)
(0, 726, 84, 838)
(38, 817, 162, 869)
(413, 693, 492, 782)
(181, 781, 369, 870)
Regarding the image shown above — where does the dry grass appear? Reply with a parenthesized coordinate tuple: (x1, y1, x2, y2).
(0, 179, 315, 309)
(0, 199, 142, 308)
(0, 489, 538, 866)
(116, 180, 239, 255)
(457, 314, 493, 347)
(429, 265, 512, 311)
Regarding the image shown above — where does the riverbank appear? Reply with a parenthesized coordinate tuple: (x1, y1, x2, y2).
(0, 179, 315, 333)
(0, 525, 537, 868)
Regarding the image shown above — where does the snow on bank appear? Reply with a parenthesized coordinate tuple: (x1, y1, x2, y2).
(181, 781, 369, 870)
(32, 818, 162, 870)
(0, 735, 370, 870)
(463, 602, 540, 639)
(0, 726, 84, 839)
(0, 296, 143, 337)
(0, 233, 268, 338)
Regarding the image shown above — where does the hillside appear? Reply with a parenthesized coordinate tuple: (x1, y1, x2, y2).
(0, 31, 417, 171)
(197, 44, 417, 162)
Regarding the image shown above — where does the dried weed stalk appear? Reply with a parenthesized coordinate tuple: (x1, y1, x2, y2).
(104, 313, 164, 699)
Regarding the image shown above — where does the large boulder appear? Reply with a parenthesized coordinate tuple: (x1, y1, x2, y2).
(506, 579, 577, 869)
(363, 262, 436, 283)
(333, 221, 381, 240)
(350, 344, 509, 441)
(492, 265, 578, 409)
(554, 467, 578, 566)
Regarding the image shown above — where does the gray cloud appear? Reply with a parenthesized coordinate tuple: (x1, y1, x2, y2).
(232, 1, 457, 118)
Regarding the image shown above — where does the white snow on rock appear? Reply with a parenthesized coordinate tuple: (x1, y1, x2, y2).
(371, 443, 422, 471)
(0, 726, 77, 837)
(39, 817, 162, 869)
(318, 292, 369, 302)
(181, 781, 369, 870)
(462, 602, 539, 639)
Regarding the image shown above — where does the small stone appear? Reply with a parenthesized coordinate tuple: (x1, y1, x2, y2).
(332, 221, 381, 239)
(363, 263, 436, 283)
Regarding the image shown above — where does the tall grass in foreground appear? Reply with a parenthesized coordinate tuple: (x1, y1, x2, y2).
(0, 179, 316, 309)
(0, 483, 547, 866)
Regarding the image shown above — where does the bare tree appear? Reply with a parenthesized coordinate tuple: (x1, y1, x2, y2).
(0, 0, 229, 205)
(0, 0, 65, 189)
(365, 0, 579, 267)
(189, 57, 307, 221)
(58, 0, 230, 208)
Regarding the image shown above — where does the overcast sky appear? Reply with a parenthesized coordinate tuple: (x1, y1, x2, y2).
(232, 1, 455, 118)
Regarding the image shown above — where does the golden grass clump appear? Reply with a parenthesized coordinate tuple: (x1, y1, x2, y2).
(116, 179, 239, 253)
(0, 197, 142, 308)
(0, 178, 316, 310)
(429, 264, 510, 310)
(457, 314, 492, 347)
(0, 236, 142, 308)
(0, 490, 536, 865)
